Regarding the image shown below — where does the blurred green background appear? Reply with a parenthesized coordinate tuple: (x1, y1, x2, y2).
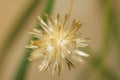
(0, 0, 120, 80)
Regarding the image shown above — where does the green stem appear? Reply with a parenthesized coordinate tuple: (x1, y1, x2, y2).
(12, 49, 32, 80)
(96, 0, 119, 79)
(90, 0, 120, 79)
(12, 0, 55, 80)
(36, 0, 55, 29)
(109, 9, 120, 61)
(0, 1, 43, 79)
(111, 8, 120, 60)
(100, 0, 112, 58)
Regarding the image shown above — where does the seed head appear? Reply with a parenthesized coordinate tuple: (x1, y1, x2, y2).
(26, 13, 89, 75)
(26, 0, 89, 75)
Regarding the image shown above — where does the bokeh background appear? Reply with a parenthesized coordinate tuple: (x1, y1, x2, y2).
(0, 0, 120, 80)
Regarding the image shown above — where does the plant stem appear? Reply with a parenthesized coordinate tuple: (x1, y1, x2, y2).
(100, 0, 112, 58)
(12, 0, 55, 80)
(90, 0, 120, 79)
(0, 1, 42, 79)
